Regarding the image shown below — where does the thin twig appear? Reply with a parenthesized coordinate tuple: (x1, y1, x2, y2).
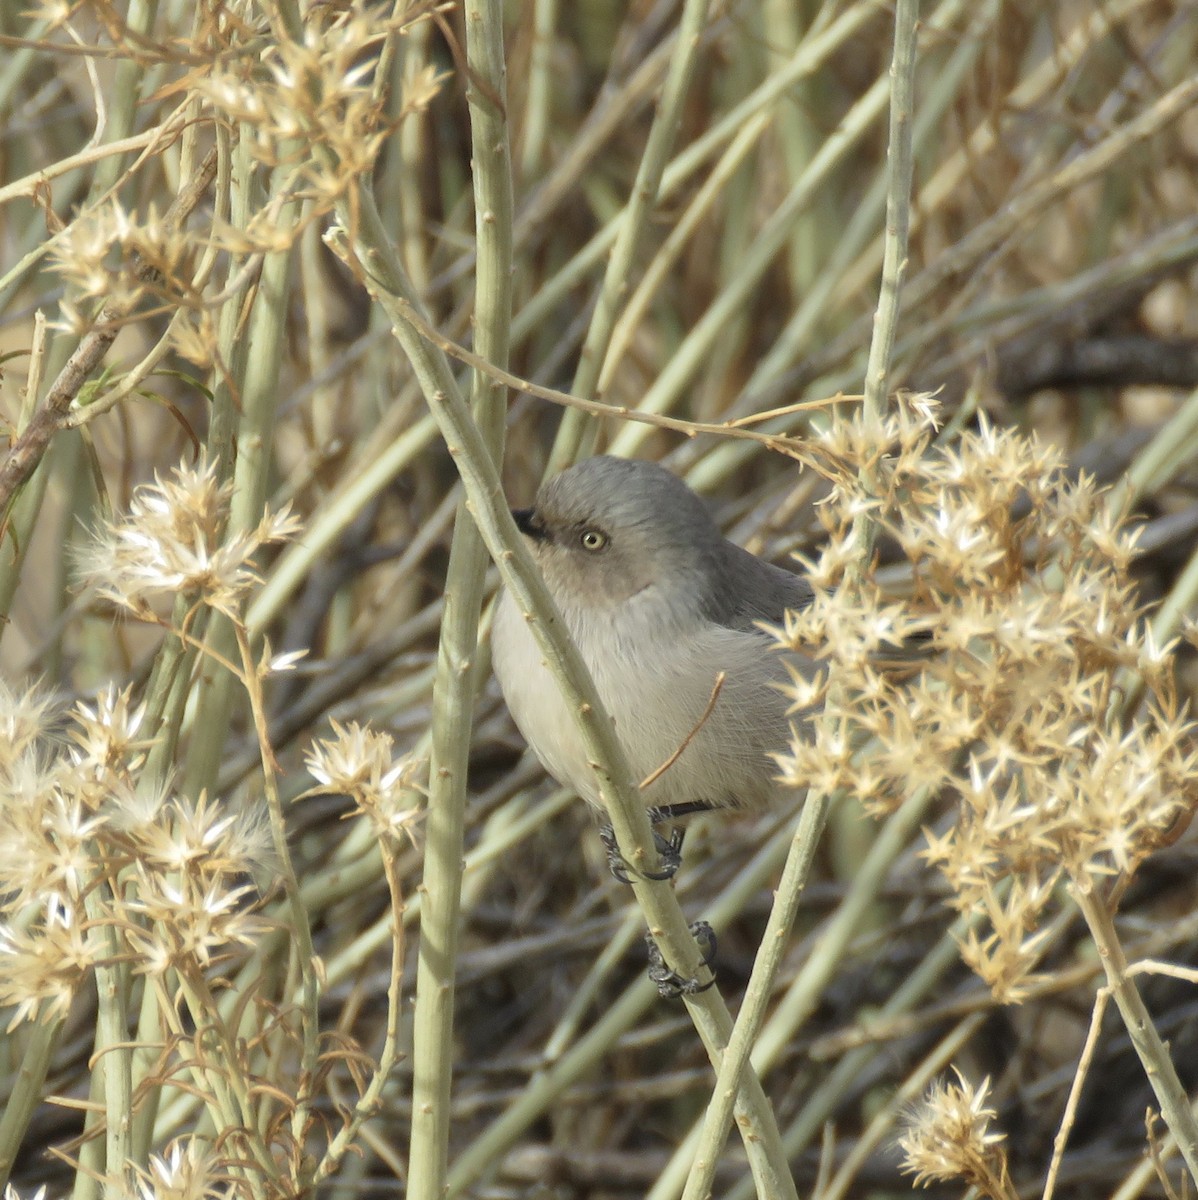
(639, 672, 725, 790)
(1044, 982, 1110, 1200)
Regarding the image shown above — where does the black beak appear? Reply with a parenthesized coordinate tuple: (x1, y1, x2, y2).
(511, 508, 546, 540)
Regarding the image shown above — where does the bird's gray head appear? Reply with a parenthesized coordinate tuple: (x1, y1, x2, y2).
(513, 456, 723, 616)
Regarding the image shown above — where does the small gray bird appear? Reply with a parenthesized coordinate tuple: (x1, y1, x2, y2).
(492, 456, 817, 867)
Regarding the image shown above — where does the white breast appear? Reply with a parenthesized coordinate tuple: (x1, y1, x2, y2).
(492, 587, 800, 812)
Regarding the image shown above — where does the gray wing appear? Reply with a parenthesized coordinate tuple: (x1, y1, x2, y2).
(706, 540, 815, 632)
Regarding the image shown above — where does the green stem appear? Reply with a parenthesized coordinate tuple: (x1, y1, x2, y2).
(0, 1015, 64, 1191)
(549, 0, 712, 471)
(405, 3, 514, 1198)
(1074, 880, 1198, 1187)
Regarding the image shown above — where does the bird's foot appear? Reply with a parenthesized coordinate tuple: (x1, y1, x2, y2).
(599, 801, 715, 884)
(646, 921, 718, 998)
(600, 822, 684, 883)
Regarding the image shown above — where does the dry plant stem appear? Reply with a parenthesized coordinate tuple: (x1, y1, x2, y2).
(680, 10, 918, 1194)
(446, 979, 662, 1196)
(737, 0, 994, 413)
(604, 0, 959, 462)
(405, 2, 513, 1196)
(1112, 453, 1198, 721)
(1151, 536, 1198, 650)
(72, 1041, 108, 1200)
(757, 3, 1181, 406)
(60, 214, 226, 432)
(1112, 1097, 1198, 1200)
(520, 0, 557, 177)
(896, 74, 1198, 345)
(201, 125, 247, 479)
(0, 146, 218, 519)
(233, 624, 322, 1157)
(1148, 1118, 1187, 1200)
(128, 973, 162, 1164)
(334, 192, 795, 1198)
(1112, 382, 1198, 514)
(542, 809, 796, 1065)
(601, 109, 775, 395)
(380, 298, 818, 456)
(860, 0, 916, 422)
(550, 0, 712, 471)
(138, 597, 207, 790)
(0, 122, 188, 208)
(772, 908, 984, 1182)
(397, 17, 432, 293)
(91, 0, 155, 197)
(1073, 879, 1198, 1186)
(1043, 984, 1111, 1200)
(170, 972, 281, 1193)
(677, 790, 831, 1200)
(927, 217, 1198, 387)
(448, 826, 800, 1198)
(316, 845, 407, 1183)
(466, 28, 678, 290)
(830, 0, 1159, 319)
(245, 410, 439, 631)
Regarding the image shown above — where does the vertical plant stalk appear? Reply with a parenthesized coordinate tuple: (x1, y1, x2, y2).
(520, 0, 558, 178)
(1074, 880, 1198, 1185)
(680, 789, 930, 1200)
(90, 896, 133, 1192)
(680, 4, 920, 1196)
(549, 0, 712, 471)
(860, 0, 917, 429)
(404, 3, 514, 1199)
(182, 187, 298, 799)
(137, 132, 234, 794)
(0, 1016, 64, 1191)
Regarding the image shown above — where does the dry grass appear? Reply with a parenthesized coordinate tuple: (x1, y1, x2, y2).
(2, 1, 1198, 1198)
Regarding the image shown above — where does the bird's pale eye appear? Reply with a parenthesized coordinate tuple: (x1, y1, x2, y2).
(579, 528, 608, 552)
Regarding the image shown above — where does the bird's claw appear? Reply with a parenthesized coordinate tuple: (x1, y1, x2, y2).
(600, 822, 685, 883)
(646, 921, 718, 998)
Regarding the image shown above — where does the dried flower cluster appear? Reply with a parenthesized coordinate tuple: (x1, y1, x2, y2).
(302, 719, 424, 844)
(129, 1141, 222, 1200)
(41, 0, 443, 358)
(0, 680, 271, 1029)
(0, 458, 388, 1190)
(77, 457, 300, 620)
(775, 396, 1198, 1001)
(49, 201, 201, 333)
(192, 2, 443, 246)
(898, 1069, 1013, 1199)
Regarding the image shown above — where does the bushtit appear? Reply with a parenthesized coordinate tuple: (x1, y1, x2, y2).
(492, 456, 816, 873)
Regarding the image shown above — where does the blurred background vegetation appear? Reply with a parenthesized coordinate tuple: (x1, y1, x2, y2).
(2, 0, 1198, 1197)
